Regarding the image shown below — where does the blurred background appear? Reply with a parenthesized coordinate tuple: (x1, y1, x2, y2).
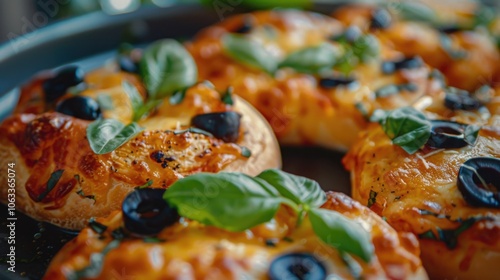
(1, 0, 499, 45)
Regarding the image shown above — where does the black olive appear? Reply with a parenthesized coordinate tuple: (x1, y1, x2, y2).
(437, 25, 463, 34)
(268, 253, 326, 280)
(191, 111, 241, 143)
(381, 56, 423, 74)
(457, 157, 500, 208)
(122, 188, 179, 236)
(43, 66, 85, 102)
(319, 76, 357, 89)
(56, 96, 102, 120)
(427, 120, 470, 149)
(444, 87, 482, 111)
(370, 8, 392, 29)
(234, 17, 253, 34)
(118, 55, 139, 73)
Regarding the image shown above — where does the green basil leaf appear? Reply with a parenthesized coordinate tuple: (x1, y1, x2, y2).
(87, 119, 144, 154)
(134, 100, 163, 121)
(464, 124, 481, 146)
(140, 39, 197, 98)
(222, 34, 278, 74)
(279, 43, 337, 74)
(380, 107, 431, 154)
(122, 81, 144, 121)
(352, 34, 380, 63)
(394, 2, 437, 23)
(164, 172, 283, 232)
(221, 86, 234, 105)
(309, 208, 373, 262)
(37, 169, 64, 201)
(257, 169, 325, 208)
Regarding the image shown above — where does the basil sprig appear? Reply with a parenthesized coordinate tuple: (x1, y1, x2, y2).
(87, 119, 144, 154)
(222, 34, 278, 74)
(122, 81, 162, 121)
(333, 34, 380, 75)
(374, 107, 431, 154)
(279, 43, 337, 74)
(140, 39, 197, 99)
(164, 169, 374, 262)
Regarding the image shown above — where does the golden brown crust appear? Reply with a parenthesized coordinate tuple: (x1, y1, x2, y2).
(44, 192, 427, 280)
(332, 4, 500, 92)
(0, 70, 280, 230)
(343, 121, 500, 279)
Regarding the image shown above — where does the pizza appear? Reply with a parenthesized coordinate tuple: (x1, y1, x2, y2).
(44, 171, 427, 280)
(0, 49, 280, 230)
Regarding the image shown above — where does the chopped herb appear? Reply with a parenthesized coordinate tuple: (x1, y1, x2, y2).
(439, 33, 467, 60)
(240, 146, 252, 158)
(143, 237, 165, 243)
(221, 86, 234, 105)
(283, 236, 294, 243)
(265, 239, 278, 247)
(136, 180, 153, 189)
(354, 102, 369, 119)
(76, 189, 96, 204)
(417, 209, 493, 249)
(68, 240, 120, 280)
(37, 169, 65, 201)
(88, 218, 107, 235)
(169, 88, 187, 105)
(96, 94, 114, 110)
(367, 190, 378, 208)
(418, 217, 483, 249)
(332, 34, 380, 75)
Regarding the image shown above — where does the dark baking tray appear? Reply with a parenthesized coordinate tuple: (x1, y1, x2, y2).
(0, 3, 349, 279)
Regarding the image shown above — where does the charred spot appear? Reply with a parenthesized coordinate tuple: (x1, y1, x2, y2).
(150, 150, 165, 163)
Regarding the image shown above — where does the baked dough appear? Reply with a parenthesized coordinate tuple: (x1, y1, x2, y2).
(0, 68, 280, 230)
(343, 110, 500, 280)
(44, 192, 427, 280)
(187, 10, 436, 151)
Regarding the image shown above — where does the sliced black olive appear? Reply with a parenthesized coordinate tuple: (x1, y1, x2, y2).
(191, 111, 241, 143)
(56, 96, 102, 120)
(457, 157, 500, 208)
(118, 55, 139, 73)
(122, 188, 179, 236)
(268, 253, 326, 280)
(234, 17, 253, 34)
(381, 56, 423, 74)
(43, 66, 85, 102)
(370, 8, 392, 29)
(319, 76, 357, 89)
(437, 25, 463, 34)
(444, 87, 482, 111)
(427, 120, 470, 149)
